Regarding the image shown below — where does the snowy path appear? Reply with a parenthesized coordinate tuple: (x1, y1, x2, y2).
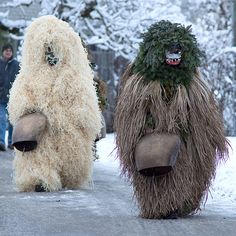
(0, 134, 235, 236)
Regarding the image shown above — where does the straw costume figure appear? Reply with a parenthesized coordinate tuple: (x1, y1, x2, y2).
(94, 72, 107, 140)
(8, 16, 101, 192)
(93, 72, 107, 159)
(115, 21, 228, 219)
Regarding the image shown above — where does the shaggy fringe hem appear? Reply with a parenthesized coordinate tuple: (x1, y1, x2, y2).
(115, 69, 229, 218)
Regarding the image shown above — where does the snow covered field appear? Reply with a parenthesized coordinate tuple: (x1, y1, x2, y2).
(97, 134, 236, 215)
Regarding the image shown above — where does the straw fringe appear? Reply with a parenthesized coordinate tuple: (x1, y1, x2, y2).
(115, 69, 228, 218)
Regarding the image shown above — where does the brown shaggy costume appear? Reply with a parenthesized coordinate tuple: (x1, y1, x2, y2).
(114, 21, 229, 219)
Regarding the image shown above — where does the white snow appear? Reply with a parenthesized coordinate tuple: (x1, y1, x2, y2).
(0, 10, 9, 17)
(0, 0, 33, 7)
(208, 47, 236, 64)
(206, 137, 236, 214)
(0, 19, 29, 29)
(96, 133, 119, 172)
(96, 133, 236, 215)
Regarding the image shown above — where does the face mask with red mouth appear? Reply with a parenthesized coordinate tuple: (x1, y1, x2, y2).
(165, 44, 182, 66)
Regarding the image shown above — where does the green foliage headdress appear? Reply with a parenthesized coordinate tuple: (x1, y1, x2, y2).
(133, 20, 204, 87)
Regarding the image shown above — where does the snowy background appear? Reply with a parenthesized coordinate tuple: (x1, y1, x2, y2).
(0, 0, 235, 135)
(96, 134, 236, 216)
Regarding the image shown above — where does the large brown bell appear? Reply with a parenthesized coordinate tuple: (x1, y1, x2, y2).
(12, 113, 47, 152)
(134, 133, 181, 176)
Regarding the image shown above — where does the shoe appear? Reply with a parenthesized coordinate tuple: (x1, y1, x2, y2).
(0, 143, 6, 151)
(35, 184, 46, 192)
(8, 144, 14, 150)
(162, 210, 178, 220)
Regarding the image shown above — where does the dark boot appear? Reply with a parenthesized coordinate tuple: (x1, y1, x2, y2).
(0, 143, 6, 151)
(8, 144, 14, 150)
(35, 184, 46, 192)
(162, 210, 178, 219)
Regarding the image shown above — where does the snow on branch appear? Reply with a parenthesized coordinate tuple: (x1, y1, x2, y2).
(36, 0, 188, 59)
(0, 19, 28, 29)
(0, 0, 33, 7)
(208, 47, 236, 63)
(9, 33, 24, 40)
(0, 10, 9, 17)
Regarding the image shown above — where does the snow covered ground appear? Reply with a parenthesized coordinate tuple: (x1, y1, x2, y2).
(0, 133, 235, 235)
(206, 137, 236, 216)
(96, 134, 236, 216)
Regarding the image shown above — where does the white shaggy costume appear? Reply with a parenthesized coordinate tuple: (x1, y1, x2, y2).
(8, 16, 101, 192)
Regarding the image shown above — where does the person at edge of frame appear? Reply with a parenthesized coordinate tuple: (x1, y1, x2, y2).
(0, 43, 20, 151)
